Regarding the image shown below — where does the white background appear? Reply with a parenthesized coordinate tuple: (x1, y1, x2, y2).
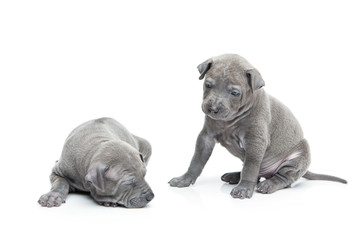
(1, 0, 359, 239)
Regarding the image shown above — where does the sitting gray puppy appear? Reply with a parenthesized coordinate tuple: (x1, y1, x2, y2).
(169, 54, 346, 199)
(38, 117, 154, 208)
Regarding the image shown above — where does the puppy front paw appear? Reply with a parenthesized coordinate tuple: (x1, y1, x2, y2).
(168, 173, 196, 188)
(38, 192, 66, 207)
(230, 181, 256, 199)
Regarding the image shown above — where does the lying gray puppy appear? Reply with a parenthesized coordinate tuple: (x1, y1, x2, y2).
(169, 54, 346, 199)
(38, 117, 154, 208)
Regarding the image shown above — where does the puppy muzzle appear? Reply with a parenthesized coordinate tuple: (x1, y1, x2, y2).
(128, 190, 154, 208)
(203, 101, 229, 120)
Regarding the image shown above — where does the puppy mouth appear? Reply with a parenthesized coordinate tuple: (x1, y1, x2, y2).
(207, 113, 223, 120)
(97, 195, 153, 208)
(128, 197, 150, 208)
(97, 201, 126, 208)
(206, 110, 230, 120)
(97, 200, 149, 208)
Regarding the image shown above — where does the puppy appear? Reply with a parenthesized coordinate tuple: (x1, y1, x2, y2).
(39, 117, 154, 207)
(169, 54, 346, 199)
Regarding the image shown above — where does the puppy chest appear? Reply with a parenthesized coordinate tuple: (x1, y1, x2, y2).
(218, 132, 245, 159)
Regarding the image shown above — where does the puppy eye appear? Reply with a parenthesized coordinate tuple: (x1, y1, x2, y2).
(205, 83, 212, 88)
(231, 91, 240, 96)
(123, 178, 136, 186)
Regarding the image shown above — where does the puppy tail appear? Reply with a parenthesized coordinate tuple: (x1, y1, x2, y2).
(302, 171, 347, 184)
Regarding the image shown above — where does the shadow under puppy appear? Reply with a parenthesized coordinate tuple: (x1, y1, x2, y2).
(39, 117, 154, 208)
(169, 54, 346, 199)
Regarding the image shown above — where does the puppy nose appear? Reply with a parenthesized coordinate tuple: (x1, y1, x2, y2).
(145, 192, 154, 202)
(208, 106, 219, 114)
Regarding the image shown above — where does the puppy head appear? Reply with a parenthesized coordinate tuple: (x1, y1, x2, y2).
(197, 54, 265, 121)
(85, 141, 154, 208)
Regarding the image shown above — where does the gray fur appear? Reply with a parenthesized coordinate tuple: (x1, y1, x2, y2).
(169, 54, 346, 199)
(38, 117, 154, 208)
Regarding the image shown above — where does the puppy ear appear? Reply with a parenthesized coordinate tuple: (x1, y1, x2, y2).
(246, 68, 265, 92)
(197, 59, 213, 80)
(85, 163, 109, 192)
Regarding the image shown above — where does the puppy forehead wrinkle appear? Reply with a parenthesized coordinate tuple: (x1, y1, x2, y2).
(223, 63, 231, 77)
(118, 168, 137, 178)
(107, 165, 135, 180)
(213, 54, 254, 72)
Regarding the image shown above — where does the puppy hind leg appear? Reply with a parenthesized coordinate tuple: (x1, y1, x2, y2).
(38, 172, 70, 207)
(257, 140, 311, 194)
(257, 159, 309, 194)
(257, 170, 295, 194)
(221, 172, 261, 184)
(221, 172, 241, 184)
(133, 135, 152, 165)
